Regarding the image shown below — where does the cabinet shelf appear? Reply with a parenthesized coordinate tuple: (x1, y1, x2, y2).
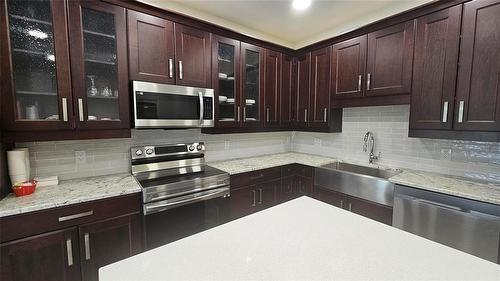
(10, 14, 52, 26)
(218, 58, 232, 63)
(87, 95, 118, 100)
(17, 90, 57, 96)
(12, 48, 53, 58)
(84, 58, 116, 65)
(83, 29, 115, 39)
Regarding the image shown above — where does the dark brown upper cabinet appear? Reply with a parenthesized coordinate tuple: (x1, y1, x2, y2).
(455, 0, 500, 132)
(264, 49, 281, 128)
(0, 0, 73, 132)
(240, 42, 264, 128)
(127, 10, 175, 84)
(212, 35, 241, 128)
(174, 24, 211, 88)
(309, 46, 331, 128)
(410, 6, 462, 131)
(280, 54, 296, 127)
(366, 20, 415, 97)
(127, 11, 211, 88)
(331, 35, 367, 99)
(295, 53, 310, 127)
(68, 0, 130, 130)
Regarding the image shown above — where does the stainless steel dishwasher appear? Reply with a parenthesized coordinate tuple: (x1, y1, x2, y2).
(393, 185, 500, 263)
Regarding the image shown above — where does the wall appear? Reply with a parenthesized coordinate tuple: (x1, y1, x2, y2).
(292, 105, 500, 183)
(16, 130, 290, 180)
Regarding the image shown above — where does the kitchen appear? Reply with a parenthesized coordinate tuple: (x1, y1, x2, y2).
(0, 0, 500, 280)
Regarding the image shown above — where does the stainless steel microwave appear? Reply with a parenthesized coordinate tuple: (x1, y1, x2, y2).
(132, 81, 214, 128)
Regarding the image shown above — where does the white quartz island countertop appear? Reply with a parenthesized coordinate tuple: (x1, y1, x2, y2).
(100, 197, 500, 281)
(0, 173, 141, 217)
(209, 152, 336, 174)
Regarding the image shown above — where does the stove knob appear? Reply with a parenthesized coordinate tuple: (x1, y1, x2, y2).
(145, 148, 153, 155)
(188, 145, 195, 151)
(196, 144, 203, 151)
(135, 149, 143, 156)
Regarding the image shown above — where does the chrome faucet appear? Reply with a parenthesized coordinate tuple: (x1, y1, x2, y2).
(363, 131, 380, 164)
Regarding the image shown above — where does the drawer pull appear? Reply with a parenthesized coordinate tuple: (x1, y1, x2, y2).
(249, 174, 265, 180)
(251, 190, 256, 207)
(66, 238, 73, 266)
(258, 188, 263, 204)
(58, 210, 93, 222)
(84, 232, 91, 260)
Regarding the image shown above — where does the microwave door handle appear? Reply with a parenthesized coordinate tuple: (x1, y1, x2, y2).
(198, 92, 204, 126)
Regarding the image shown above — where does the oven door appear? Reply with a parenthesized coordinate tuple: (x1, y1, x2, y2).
(144, 188, 230, 250)
(133, 81, 214, 128)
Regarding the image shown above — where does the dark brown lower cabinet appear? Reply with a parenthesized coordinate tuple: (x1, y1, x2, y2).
(79, 214, 143, 281)
(296, 176, 313, 196)
(0, 228, 81, 281)
(278, 176, 296, 203)
(229, 179, 279, 220)
(314, 186, 346, 208)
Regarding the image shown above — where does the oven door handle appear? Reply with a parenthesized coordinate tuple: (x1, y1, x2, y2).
(198, 92, 204, 126)
(144, 187, 229, 215)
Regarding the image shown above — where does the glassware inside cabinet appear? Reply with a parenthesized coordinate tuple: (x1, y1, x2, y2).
(7, 0, 60, 121)
(82, 7, 120, 121)
(217, 42, 237, 122)
(243, 50, 260, 121)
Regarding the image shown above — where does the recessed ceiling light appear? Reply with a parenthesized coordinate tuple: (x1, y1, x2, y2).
(292, 0, 311, 11)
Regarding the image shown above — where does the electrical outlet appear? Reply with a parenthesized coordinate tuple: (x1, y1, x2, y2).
(440, 148, 452, 160)
(224, 140, 230, 150)
(75, 150, 86, 164)
(314, 138, 322, 147)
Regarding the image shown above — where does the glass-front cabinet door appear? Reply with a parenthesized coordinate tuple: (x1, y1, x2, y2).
(213, 36, 240, 128)
(68, 0, 129, 130)
(2, 0, 73, 130)
(241, 43, 263, 127)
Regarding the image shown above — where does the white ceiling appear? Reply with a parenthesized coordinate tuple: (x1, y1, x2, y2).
(139, 0, 433, 49)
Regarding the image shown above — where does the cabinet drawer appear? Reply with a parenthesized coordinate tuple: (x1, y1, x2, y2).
(0, 193, 141, 243)
(281, 164, 313, 178)
(230, 167, 281, 190)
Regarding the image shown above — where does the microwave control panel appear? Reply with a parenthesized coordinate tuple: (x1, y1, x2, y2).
(203, 97, 213, 120)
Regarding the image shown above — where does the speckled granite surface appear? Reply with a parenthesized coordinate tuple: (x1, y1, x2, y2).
(0, 173, 141, 218)
(209, 153, 336, 175)
(389, 170, 500, 205)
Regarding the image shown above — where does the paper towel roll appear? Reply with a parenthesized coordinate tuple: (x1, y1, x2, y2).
(7, 150, 29, 184)
(15, 148, 30, 179)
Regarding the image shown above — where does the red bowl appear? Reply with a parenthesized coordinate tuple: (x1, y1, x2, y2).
(12, 181, 37, 197)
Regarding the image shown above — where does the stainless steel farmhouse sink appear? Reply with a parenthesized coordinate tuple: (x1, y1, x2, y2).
(315, 162, 402, 206)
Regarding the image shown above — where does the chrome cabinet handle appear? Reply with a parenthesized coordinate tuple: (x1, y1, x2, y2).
(78, 98, 84, 122)
(62, 98, 68, 122)
(358, 75, 362, 92)
(367, 73, 371, 90)
(458, 101, 464, 123)
(66, 238, 73, 266)
(323, 108, 327, 122)
(251, 190, 256, 207)
(442, 101, 449, 123)
(58, 210, 93, 222)
(243, 106, 246, 121)
(84, 232, 91, 260)
(258, 188, 263, 204)
(249, 174, 265, 180)
(348, 202, 352, 211)
(178, 60, 183, 80)
(198, 92, 204, 125)
(266, 108, 270, 122)
(237, 106, 240, 122)
(340, 200, 344, 209)
(168, 58, 173, 78)
(304, 109, 308, 123)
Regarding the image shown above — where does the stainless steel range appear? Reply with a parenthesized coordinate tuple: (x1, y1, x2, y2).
(131, 142, 230, 249)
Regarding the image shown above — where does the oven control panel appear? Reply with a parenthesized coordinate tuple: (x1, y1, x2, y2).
(131, 142, 205, 160)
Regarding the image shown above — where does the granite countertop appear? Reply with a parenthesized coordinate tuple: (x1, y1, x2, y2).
(0, 173, 141, 218)
(389, 170, 500, 205)
(99, 197, 500, 281)
(209, 152, 336, 174)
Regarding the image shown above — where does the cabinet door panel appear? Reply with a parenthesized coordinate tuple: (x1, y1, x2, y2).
(296, 176, 313, 197)
(410, 6, 462, 130)
(280, 55, 296, 127)
(175, 24, 211, 88)
(241, 43, 264, 127)
(309, 47, 331, 127)
(213, 35, 240, 128)
(229, 186, 257, 220)
(279, 176, 296, 203)
(264, 49, 281, 127)
(79, 214, 143, 281)
(127, 10, 175, 84)
(455, 0, 500, 131)
(0, 228, 81, 281)
(348, 196, 393, 225)
(296, 53, 310, 126)
(256, 179, 279, 210)
(366, 20, 415, 96)
(1, 0, 74, 131)
(332, 35, 367, 98)
(68, 0, 129, 130)
(314, 186, 346, 209)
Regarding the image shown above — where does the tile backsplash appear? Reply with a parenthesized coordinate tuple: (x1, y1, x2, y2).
(292, 105, 500, 183)
(15, 105, 500, 182)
